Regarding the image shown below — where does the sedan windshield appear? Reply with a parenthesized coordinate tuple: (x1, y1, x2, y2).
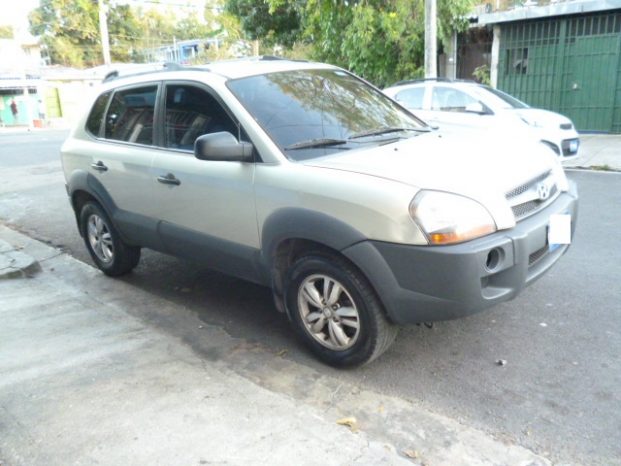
(227, 68, 426, 160)
(472, 85, 529, 110)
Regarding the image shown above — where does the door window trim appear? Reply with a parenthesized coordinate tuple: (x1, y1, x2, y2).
(89, 81, 162, 149)
(158, 79, 263, 163)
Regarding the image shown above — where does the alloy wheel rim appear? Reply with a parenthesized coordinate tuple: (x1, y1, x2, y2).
(297, 274, 360, 351)
(87, 214, 114, 264)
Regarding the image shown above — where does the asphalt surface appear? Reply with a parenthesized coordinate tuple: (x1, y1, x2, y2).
(1, 129, 620, 465)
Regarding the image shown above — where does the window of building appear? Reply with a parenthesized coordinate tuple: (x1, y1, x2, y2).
(506, 48, 529, 75)
(105, 85, 157, 145)
(85, 91, 111, 137)
(164, 84, 238, 151)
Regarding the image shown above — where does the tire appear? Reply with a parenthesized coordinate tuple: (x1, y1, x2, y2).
(79, 202, 140, 276)
(284, 253, 399, 367)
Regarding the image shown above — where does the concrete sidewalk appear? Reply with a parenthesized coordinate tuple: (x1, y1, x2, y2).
(0, 225, 552, 466)
(565, 134, 621, 171)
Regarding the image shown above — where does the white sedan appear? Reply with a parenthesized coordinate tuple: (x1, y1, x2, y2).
(383, 79, 580, 161)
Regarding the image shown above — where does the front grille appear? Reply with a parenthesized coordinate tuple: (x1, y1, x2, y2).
(511, 185, 558, 219)
(506, 170, 559, 221)
(506, 171, 551, 199)
(529, 244, 549, 266)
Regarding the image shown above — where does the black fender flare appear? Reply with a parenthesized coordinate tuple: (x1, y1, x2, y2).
(67, 169, 118, 233)
(260, 208, 368, 268)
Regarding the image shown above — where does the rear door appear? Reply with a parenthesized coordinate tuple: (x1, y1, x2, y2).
(84, 83, 163, 246)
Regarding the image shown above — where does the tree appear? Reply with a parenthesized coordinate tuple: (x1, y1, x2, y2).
(28, 0, 229, 67)
(226, 0, 474, 87)
(107, 4, 143, 63)
(225, 0, 301, 48)
(0, 26, 14, 39)
(29, 0, 100, 67)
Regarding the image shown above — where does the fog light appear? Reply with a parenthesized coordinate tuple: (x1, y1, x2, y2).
(485, 248, 503, 272)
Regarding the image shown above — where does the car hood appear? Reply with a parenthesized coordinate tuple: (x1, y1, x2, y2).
(512, 108, 573, 128)
(302, 131, 562, 229)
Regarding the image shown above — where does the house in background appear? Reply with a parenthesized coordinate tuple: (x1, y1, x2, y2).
(465, 0, 621, 133)
(0, 23, 45, 127)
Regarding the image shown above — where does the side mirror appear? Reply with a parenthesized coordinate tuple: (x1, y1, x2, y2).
(464, 102, 486, 114)
(194, 132, 254, 162)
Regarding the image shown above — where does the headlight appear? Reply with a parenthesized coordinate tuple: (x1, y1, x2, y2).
(409, 191, 496, 245)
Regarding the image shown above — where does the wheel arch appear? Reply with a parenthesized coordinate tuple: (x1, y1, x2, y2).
(260, 209, 391, 321)
(67, 170, 118, 236)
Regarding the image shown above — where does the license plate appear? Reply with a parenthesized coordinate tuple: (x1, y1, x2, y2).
(548, 214, 571, 250)
(569, 140, 579, 153)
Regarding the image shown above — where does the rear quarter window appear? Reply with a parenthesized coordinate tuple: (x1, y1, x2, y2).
(85, 91, 111, 137)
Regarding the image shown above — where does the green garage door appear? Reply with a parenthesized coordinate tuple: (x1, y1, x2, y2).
(499, 12, 621, 132)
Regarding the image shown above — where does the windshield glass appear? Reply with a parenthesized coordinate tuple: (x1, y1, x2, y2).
(472, 85, 529, 109)
(227, 68, 426, 160)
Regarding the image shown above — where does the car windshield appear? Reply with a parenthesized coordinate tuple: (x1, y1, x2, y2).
(227, 68, 426, 161)
(471, 85, 530, 110)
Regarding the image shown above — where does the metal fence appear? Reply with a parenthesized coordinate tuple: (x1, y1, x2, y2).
(498, 11, 621, 132)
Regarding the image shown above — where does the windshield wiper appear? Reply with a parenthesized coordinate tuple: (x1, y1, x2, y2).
(284, 138, 349, 150)
(348, 126, 429, 140)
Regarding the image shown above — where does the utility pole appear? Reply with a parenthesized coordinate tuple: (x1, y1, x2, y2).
(424, 0, 437, 78)
(98, 0, 111, 65)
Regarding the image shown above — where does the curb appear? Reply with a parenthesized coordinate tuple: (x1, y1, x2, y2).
(0, 240, 41, 279)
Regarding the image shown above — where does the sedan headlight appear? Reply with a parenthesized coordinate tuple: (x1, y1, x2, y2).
(410, 191, 496, 245)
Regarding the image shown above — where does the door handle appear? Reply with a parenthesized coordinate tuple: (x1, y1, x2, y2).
(157, 173, 181, 186)
(91, 161, 108, 172)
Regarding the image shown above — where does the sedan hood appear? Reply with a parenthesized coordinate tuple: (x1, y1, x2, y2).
(513, 108, 573, 128)
(302, 131, 560, 228)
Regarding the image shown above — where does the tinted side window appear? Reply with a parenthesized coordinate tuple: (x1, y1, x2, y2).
(105, 86, 157, 144)
(395, 87, 424, 109)
(431, 87, 478, 112)
(164, 84, 237, 150)
(86, 91, 111, 137)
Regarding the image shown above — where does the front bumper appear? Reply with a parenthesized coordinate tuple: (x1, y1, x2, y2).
(342, 181, 579, 325)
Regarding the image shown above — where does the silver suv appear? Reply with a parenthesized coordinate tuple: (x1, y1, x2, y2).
(61, 58, 578, 366)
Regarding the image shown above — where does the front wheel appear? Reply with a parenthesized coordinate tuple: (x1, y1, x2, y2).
(80, 202, 140, 276)
(284, 253, 398, 367)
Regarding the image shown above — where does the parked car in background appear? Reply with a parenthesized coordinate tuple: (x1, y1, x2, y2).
(383, 79, 580, 162)
(61, 59, 578, 367)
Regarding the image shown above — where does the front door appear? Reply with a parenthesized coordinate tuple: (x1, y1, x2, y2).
(150, 82, 260, 282)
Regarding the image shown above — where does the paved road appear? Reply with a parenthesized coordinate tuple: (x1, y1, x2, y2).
(1, 130, 620, 465)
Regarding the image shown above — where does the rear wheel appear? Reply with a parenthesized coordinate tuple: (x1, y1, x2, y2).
(284, 253, 398, 367)
(80, 202, 140, 276)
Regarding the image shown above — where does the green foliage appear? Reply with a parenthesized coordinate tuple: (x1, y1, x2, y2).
(29, 0, 100, 67)
(224, 0, 301, 47)
(28, 0, 227, 67)
(225, 0, 474, 87)
(0, 25, 14, 39)
(472, 64, 490, 84)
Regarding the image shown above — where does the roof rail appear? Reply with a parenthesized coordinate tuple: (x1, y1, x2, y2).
(102, 62, 206, 83)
